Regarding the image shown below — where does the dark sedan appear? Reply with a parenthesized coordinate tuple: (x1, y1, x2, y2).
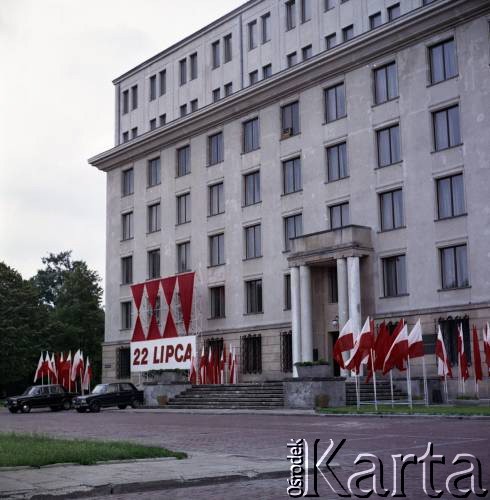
(72, 383, 144, 413)
(6, 385, 75, 413)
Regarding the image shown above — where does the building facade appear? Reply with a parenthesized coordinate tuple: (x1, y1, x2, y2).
(89, 0, 490, 389)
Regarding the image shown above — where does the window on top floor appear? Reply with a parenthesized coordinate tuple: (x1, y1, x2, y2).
(208, 132, 224, 165)
(159, 69, 166, 96)
(224, 34, 232, 63)
(190, 53, 198, 80)
(285, 0, 296, 31)
(324, 82, 346, 122)
(248, 20, 257, 50)
(287, 52, 297, 68)
(330, 202, 349, 229)
(159, 114, 166, 126)
(190, 99, 198, 113)
(149, 75, 156, 101)
(342, 24, 353, 41)
(429, 38, 457, 84)
(131, 85, 138, 110)
(374, 61, 398, 104)
(179, 59, 187, 85)
(224, 82, 233, 96)
(213, 88, 221, 102)
(388, 3, 400, 21)
(212, 40, 220, 69)
(122, 131, 129, 143)
(249, 70, 259, 86)
(325, 33, 336, 50)
(324, 0, 334, 10)
(370, 12, 382, 29)
(284, 213, 303, 251)
(262, 64, 272, 79)
(261, 13, 271, 43)
(149, 118, 156, 130)
(122, 90, 129, 114)
(302, 45, 312, 61)
(180, 104, 187, 117)
(301, 0, 311, 22)
(131, 127, 138, 139)
(281, 101, 300, 137)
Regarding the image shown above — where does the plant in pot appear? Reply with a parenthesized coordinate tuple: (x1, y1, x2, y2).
(294, 359, 330, 378)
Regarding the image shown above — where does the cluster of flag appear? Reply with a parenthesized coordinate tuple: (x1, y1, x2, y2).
(34, 350, 93, 393)
(188, 344, 238, 385)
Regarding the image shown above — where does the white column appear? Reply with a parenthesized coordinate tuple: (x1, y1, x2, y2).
(290, 267, 301, 378)
(347, 256, 361, 334)
(300, 265, 313, 362)
(336, 258, 349, 377)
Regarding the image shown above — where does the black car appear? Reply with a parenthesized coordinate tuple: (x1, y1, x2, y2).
(72, 383, 144, 413)
(6, 385, 75, 413)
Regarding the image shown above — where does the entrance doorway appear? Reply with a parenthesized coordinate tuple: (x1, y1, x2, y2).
(329, 331, 340, 376)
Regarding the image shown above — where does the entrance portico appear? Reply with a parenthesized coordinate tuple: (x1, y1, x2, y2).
(288, 226, 373, 377)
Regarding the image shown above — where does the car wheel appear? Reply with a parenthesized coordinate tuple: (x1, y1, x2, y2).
(130, 398, 141, 409)
(62, 400, 72, 411)
(117, 404, 127, 410)
(20, 403, 31, 414)
(76, 408, 87, 413)
(8, 408, 18, 414)
(89, 401, 100, 413)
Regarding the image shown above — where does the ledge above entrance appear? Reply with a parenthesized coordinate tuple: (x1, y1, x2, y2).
(287, 225, 373, 267)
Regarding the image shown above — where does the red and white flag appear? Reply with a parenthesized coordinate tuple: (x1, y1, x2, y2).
(472, 326, 483, 383)
(206, 348, 215, 384)
(48, 353, 58, 384)
(198, 346, 207, 384)
(82, 356, 93, 392)
(220, 344, 227, 384)
(483, 323, 490, 376)
(34, 353, 44, 382)
(229, 347, 237, 385)
(435, 326, 452, 378)
(346, 317, 374, 374)
(408, 319, 424, 359)
(383, 324, 408, 375)
(457, 324, 470, 381)
(333, 318, 355, 369)
(71, 350, 82, 382)
(188, 356, 197, 384)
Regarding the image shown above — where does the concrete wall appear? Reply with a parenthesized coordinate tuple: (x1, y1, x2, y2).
(284, 378, 346, 408)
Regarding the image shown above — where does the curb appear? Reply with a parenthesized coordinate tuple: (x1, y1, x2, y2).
(317, 412, 490, 420)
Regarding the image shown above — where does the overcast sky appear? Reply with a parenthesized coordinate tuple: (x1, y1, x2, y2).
(0, 0, 244, 284)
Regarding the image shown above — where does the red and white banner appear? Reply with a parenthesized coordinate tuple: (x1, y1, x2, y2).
(131, 336, 196, 372)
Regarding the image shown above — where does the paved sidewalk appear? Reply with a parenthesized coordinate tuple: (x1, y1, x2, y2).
(0, 453, 291, 499)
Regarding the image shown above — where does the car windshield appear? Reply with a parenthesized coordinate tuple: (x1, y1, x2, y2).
(23, 387, 40, 396)
(92, 384, 108, 394)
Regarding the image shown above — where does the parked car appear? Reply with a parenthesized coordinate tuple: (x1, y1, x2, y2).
(6, 385, 75, 413)
(72, 383, 144, 413)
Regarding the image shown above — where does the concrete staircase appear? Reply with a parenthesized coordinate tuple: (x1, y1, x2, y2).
(346, 380, 407, 405)
(166, 382, 284, 410)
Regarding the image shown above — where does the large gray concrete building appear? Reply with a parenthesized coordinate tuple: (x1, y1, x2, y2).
(89, 0, 490, 387)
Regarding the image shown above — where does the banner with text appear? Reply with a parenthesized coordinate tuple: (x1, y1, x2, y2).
(130, 336, 196, 372)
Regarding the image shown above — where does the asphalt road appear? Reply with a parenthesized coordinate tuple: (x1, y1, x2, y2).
(1, 408, 488, 498)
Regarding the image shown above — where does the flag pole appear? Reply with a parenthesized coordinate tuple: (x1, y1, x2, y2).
(406, 354, 413, 409)
(422, 356, 429, 406)
(355, 373, 360, 410)
(370, 349, 378, 411)
(389, 370, 394, 408)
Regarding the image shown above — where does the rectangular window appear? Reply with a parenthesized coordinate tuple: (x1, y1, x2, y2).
(437, 174, 465, 219)
(212, 88, 221, 102)
(283, 157, 302, 194)
(131, 127, 138, 139)
(440, 245, 469, 289)
(121, 302, 132, 330)
(342, 24, 354, 41)
(302, 44, 312, 60)
(224, 34, 232, 62)
(429, 38, 457, 84)
(388, 3, 400, 21)
(122, 131, 129, 143)
(122, 168, 134, 196)
(245, 281, 263, 314)
(190, 52, 198, 80)
(325, 82, 346, 122)
(147, 158, 161, 187)
(122, 90, 129, 114)
(149, 75, 156, 100)
(209, 233, 225, 266)
(281, 331, 293, 372)
(131, 85, 138, 110)
(117, 347, 131, 378)
(285, 0, 296, 30)
(326, 142, 348, 181)
(245, 224, 261, 259)
(210, 286, 225, 319)
(380, 189, 404, 231)
(248, 20, 257, 50)
(261, 13, 271, 43)
(209, 182, 224, 216)
(121, 256, 133, 285)
(159, 114, 166, 126)
(148, 249, 160, 279)
(301, 0, 311, 22)
(284, 274, 291, 310)
(287, 52, 297, 67)
(190, 99, 198, 112)
(177, 145, 190, 176)
(328, 266, 338, 303)
(177, 193, 191, 224)
(244, 171, 261, 206)
(374, 61, 398, 104)
(149, 118, 157, 130)
(177, 242, 191, 273)
(325, 33, 336, 50)
(377, 124, 401, 167)
(249, 70, 259, 85)
(262, 64, 272, 79)
(433, 105, 461, 151)
(147, 203, 161, 233)
(330, 202, 349, 229)
(180, 104, 187, 117)
(212, 40, 220, 68)
(438, 318, 470, 365)
(121, 211, 133, 240)
(281, 101, 300, 137)
(159, 69, 166, 95)
(370, 12, 382, 29)
(224, 82, 233, 96)
(382, 255, 407, 297)
(208, 132, 224, 165)
(243, 118, 260, 153)
(179, 58, 187, 85)
(284, 213, 303, 251)
(241, 334, 262, 373)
